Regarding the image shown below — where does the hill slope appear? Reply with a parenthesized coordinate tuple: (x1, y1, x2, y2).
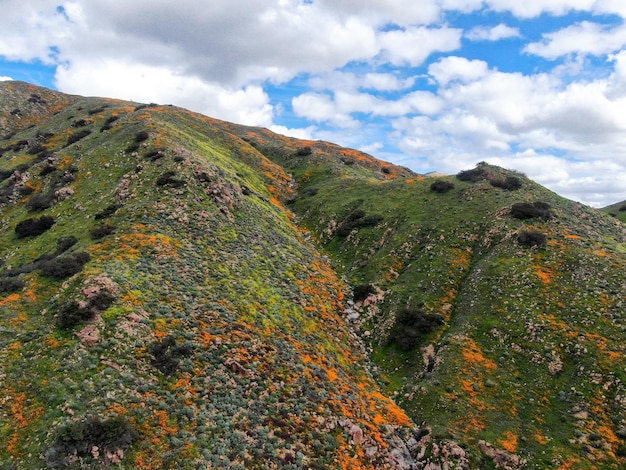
(1, 81, 625, 469)
(0, 81, 424, 469)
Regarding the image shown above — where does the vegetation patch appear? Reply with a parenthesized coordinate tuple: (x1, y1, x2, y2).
(490, 176, 522, 191)
(45, 416, 137, 468)
(517, 230, 547, 248)
(389, 308, 445, 351)
(90, 224, 115, 240)
(41, 252, 90, 280)
(430, 180, 455, 193)
(510, 201, 554, 219)
(336, 209, 384, 236)
(15, 215, 55, 238)
(148, 335, 194, 375)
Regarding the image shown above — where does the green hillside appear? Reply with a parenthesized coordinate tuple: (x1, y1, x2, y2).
(602, 200, 626, 223)
(1, 81, 625, 469)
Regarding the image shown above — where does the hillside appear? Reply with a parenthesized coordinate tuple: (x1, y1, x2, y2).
(1, 81, 625, 469)
(602, 200, 626, 223)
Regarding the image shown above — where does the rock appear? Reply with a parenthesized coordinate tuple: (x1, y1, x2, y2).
(349, 424, 366, 445)
(478, 440, 526, 469)
(76, 323, 100, 347)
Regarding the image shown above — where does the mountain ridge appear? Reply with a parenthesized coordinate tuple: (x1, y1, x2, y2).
(1, 81, 625, 469)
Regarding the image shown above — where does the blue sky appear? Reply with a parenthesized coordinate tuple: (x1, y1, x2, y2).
(1, 1, 626, 207)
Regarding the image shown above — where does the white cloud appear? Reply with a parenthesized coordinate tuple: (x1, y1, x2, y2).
(485, 0, 597, 18)
(379, 26, 462, 66)
(0, 76, 13, 81)
(308, 71, 415, 92)
(316, 0, 442, 26)
(525, 21, 626, 58)
(55, 59, 274, 126)
(466, 23, 521, 41)
(428, 56, 489, 86)
(0, 0, 70, 63)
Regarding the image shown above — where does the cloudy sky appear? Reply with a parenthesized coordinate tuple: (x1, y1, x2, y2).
(1, 1, 625, 207)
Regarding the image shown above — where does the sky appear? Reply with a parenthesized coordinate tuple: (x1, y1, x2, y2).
(1, 1, 626, 207)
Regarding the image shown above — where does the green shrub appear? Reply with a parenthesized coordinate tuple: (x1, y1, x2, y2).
(41, 252, 90, 280)
(389, 308, 445, 351)
(296, 146, 312, 156)
(0, 277, 25, 294)
(57, 300, 93, 329)
(65, 129, 92, 146)
(15, 216, 55, 238)
(100, 115, 119, 132)
(301, 186, 319, 197)
(518, 231, 547, 247)
(45, 416, 137, 468)
(71, 118, 91, 128)
(353, 284, 375, 302)
(134, 130, 150, 143)
(336, 210, 383, 236)
(90, 224, 115, 240)
(156, 171, 186, 188)
(26, 192, 54, 212)
(430, 180, 455, 193)
(456, 166, 487, 182)
(149, 335, 194, 375)
(144, 148, 165, 161)
(490, 176, 522, 191)
(510, 201, 554, 220)
(94, 203, 122, 220)
(56, 236, 78, 254)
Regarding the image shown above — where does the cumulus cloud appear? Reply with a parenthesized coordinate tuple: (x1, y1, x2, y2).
(485, 0, 597, 18)
(378, 26, 462, 66)
(1, 0, 625, 206)
(525, 21, 626, 58)
(466, 23, 521, 41)
(0, 76, 13, 81)
(55, 59, 274, 126)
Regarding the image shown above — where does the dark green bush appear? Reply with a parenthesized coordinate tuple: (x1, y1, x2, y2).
(94, 203, 122, 220)
(134, 130, 150, 143)
(490, 176, 522, 190)
(0, 277, 25, 294)
(57, 300, 92, 329)
(56, 284, 114, 329)
(100, 115, 119, 132)
(56, 236, 78, 254)
(300, 186, 319, 197)
(41, 253, 90, 280)
(336, 209, 383, 236)
(518, 231, 547, 247)
(353, 284, 375, 303)
(144, 148, 165, 161)
(296, 146, 312, 156)
(456, 166, 487, 182)
(90, 224, 115, 240)
(45, 416, 136, 468)
(65, 129, 92, 146)
(87, 105, 109, 116)
(619, 205, 626, 212)
(149, 335, 194, 375)
(15, 216, 55, 238)
(25, 192, 54, 212)
(430, 180, 455, 193)
(71, 118, 91, 128)
(39, 165, 57, 176)
(510, 201, 554, 220)
(156, 171, 186, 188)
(389, 308, 445, 351)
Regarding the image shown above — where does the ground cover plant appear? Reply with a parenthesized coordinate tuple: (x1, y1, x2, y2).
(0, 80, 624, 469)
